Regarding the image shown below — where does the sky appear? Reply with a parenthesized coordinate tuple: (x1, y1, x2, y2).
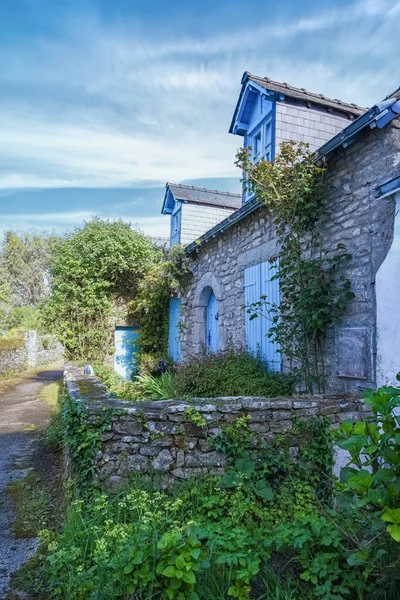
(0, 0, 399, 240)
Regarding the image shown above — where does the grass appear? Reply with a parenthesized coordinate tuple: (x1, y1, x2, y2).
(0, 360, 63, 394)
(43, 379, 66, 451)
(6, 471, 52, 538)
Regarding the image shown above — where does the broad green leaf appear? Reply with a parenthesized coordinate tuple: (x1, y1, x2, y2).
(163, 566, 176, 578)
(182, 571, 196, 584)
(387, 524, 400, 542)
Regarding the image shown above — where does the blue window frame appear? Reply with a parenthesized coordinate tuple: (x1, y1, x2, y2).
(243, 106, 276, 204)
(170, 205, 182, 246)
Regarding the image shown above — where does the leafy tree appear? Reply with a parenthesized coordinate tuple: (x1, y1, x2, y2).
(44, 218, 161, 362)
(0, 230, 56, 308)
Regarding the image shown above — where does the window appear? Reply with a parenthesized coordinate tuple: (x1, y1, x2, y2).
(253, 129, 262, 161)
(243, 114, 275, 204)
(170, 206, 181, 247)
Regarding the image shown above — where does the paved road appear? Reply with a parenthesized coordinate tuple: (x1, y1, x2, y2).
(0, 367, 63, 598)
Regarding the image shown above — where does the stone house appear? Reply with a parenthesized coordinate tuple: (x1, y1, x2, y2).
(163, 73, 400, 393)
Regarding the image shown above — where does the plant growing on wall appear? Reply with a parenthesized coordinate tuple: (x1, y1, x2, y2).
(129, 244, 191, 360)
(236, 141, 354, 392)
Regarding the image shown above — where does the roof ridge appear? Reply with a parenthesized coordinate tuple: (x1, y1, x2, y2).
(245, 71, 367, 113)
(167, 182, 241, 198)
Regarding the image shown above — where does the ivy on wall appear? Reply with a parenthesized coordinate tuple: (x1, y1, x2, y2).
(236, 141, 354, 393)
(129, 245, 191, 362)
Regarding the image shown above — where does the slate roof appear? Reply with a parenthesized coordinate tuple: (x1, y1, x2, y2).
(167, 183, 241, 210)
(387, 86, 400, 100)
(244, 72, 366, 116)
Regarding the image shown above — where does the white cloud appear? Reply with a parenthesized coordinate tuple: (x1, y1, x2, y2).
(0, 211, 169, 239)
(0, 0, 398, 196)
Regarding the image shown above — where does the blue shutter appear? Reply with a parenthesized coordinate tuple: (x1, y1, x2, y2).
(169, 298, 181, 361)
(206, 292, 219, 352)
(244, 261, 281, 371)
(170, 206, 181, 247)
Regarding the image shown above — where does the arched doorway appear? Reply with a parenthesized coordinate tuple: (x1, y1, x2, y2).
(206, 291, 219, 353)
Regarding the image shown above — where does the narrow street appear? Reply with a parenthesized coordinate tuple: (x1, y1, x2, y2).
(0, 366, 63, 598)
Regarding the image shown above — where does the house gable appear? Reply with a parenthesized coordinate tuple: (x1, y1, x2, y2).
(161, 183, 241, 247)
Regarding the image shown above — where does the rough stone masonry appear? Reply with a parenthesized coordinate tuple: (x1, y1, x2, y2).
(64, 364, 371, 491)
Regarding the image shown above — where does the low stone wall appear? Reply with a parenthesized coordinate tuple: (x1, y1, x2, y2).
(64, 364, 371, 490)
(0, 330, 64, 376)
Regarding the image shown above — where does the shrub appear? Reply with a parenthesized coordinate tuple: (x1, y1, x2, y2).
(135, 372, 176, 400)
(175, 349, 294, 398)
(0, 329, 26, 350)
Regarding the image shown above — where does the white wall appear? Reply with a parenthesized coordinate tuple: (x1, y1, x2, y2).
(376, 192, 400, 387)
(275, 103, 352, 152)
(180, 203, 236, 246)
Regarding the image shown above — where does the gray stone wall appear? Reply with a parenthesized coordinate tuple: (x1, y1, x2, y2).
(0, 330, 64, 376)
(64, 364, 369, 491)
(182, 120, 400, 393)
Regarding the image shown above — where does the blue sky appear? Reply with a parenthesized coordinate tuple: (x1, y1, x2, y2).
(0, 0, 399, 239)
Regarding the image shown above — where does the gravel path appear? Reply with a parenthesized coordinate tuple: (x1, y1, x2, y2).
(0, 367, 63, 598)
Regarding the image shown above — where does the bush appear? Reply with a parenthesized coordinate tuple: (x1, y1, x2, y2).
(175, 349, 294, 398)
(0, 329, 25, 350)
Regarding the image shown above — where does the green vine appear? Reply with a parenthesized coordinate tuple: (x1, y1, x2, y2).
(129, 245, 191, 360)
(236, 141, 354, 393)
(63, 398, 115, 488)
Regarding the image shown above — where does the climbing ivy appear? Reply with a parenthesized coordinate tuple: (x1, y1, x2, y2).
(129, 244, 191, 360)
(236, 141, 354, 392)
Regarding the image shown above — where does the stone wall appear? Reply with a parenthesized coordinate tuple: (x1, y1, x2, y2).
(182, 119, 400, 393)
(0, 330, 64, 376)
(64, 364, 370, 491)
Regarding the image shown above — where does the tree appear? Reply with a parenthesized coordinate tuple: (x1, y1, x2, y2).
(44, 218, 161, 362)
(0, 230, 56, 308)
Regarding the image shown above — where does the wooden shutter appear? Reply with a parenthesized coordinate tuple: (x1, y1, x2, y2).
(244, 261, 281, 371)
(169, 298, 181, 361)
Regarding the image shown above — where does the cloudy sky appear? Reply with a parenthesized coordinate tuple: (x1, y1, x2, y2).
(0, 0, 399, 239)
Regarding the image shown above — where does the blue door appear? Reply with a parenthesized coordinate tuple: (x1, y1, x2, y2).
(114, 327, 139, 380)
(169, 298, 181, 361)
(206, 292, 219, 352)
(243, 260, 281, 371)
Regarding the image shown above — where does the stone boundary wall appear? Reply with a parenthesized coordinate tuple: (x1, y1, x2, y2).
(0, 330, 64, 376)
(64, 364, 371, 490)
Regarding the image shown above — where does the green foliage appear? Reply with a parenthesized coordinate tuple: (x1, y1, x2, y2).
(2, 305, 44, 331)
(130, 245, 191, 357)
(135, 372, 177, 400)
(0, 230, 56, 308)
(237, 141, 354, 393)
(336, 382, 400, 546)
(63, 397, 114, 486)
(175, 349, 294, 398)
(44, 218, 160, 362)
(183, 407, 207, 428)
(0, 329, 25, 350)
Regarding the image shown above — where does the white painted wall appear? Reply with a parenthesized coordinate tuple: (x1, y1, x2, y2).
(180, 203, 236, 246)
(275, 103, 352, 152)
(376, 192, 400, 387)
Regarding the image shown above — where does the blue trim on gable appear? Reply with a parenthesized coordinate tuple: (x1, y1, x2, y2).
(230, 76, 282, 136)
(377, 175, 400, 198)
(161, 186, 175, 215)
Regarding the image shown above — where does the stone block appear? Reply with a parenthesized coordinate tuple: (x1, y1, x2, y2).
(185, 451, 226, 468)
(118, 454, 149, 474)
(113, 420, 144, 436)
(248, 423, 270, 433)
(270, 410, 292, 420)
(248, 410, 272, 422)
(152, 450, 174, 472)
(176, 450, 185, 467)
(270, 420, 292, 433)
(147, 421, 179, 435)
(241, 398, 271, 410)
